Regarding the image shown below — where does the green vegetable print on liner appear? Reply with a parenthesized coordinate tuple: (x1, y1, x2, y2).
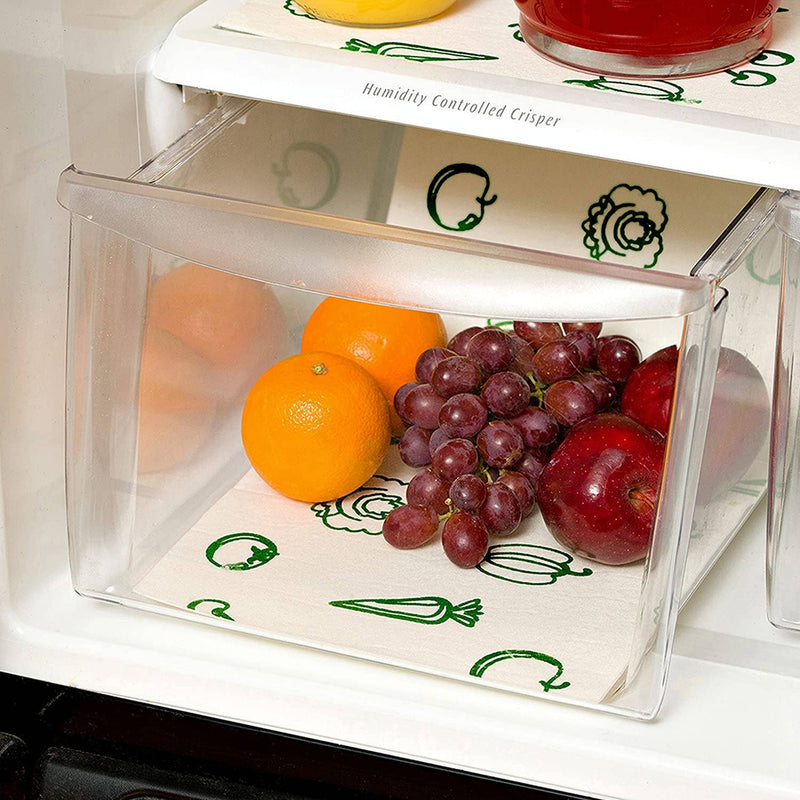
(562, 76, 700, 104)
(311, 476, 406, 535)
(582, 184, 667, 269)
(477, 543, 592, 585)
(731, 478, 768, 498)
(205, 532, 279, 571)
(187, 598, 234, 621)
(427, 163, 498, 232)
(726, 49, 795, 86)
(272, 141, 340, 211)
(745, 247, 782, 285)
(330, 596, 483, 627)
(341, 39, 498, 63)
(469, 649, 570, 692)
(284, 0, 316, 18)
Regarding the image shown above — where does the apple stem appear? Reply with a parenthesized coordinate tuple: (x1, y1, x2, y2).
(628, 488, 656, 512)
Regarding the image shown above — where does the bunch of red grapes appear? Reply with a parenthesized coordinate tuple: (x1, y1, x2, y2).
(382, 320, 643, 568)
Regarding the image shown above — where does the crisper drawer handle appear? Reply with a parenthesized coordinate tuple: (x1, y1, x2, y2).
(57, 166, 713, 322)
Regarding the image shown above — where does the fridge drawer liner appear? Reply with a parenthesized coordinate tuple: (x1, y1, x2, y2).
(383, 127, 759, 275)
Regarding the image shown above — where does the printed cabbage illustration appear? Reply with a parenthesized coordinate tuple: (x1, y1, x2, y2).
(582, 183, 668, 269)
(311, 475, 407, 534)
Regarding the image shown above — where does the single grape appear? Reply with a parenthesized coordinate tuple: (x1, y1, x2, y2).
(447, 326, 483, 357)
(563, 321, 603, 337)
(442, 512, 489, 568)
(476, 420, 524, 469)
(431, 355, 482, 398)
(515, 448, 549, 489)
(449, 473, 487, 512)
(562, 329, 597, 370)
(438, 393, 489, 438)
(466, 328, 516, 374)
(480, 370, 530, 418)
(544, 379, 599, 427)
(398, 425, 433, 467)
(415, 347, 457, 384)
(513, 321, 563, 350)
(532, 339, 581, 384)
(497, 470, 536, 517)
(382, 504, 439, 549)
(508, 336, 536, 379)
(431, 438, 479, 482)
(406, 468, 451, 516)
(428, 426, 452, 457)
(507, 405, 559, 449)
(478, 482, 522, 536)
(576, 371, 618, 411)
(596, 335, 642, 384)
(399, 383, 446, 430)
(393, 381, 417, 426)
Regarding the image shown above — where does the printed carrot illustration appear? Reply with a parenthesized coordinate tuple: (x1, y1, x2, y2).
(329, 595, 483, 627)
(341, 39, 498, 62)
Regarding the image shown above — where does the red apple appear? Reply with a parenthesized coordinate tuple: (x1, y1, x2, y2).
(620, 345, 770, 501)
(536, 413, 665, 565)
(697, 347, 770, 502)
(620, 345, 678, 436)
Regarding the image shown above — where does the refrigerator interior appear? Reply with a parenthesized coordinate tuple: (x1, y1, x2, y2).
(3, 0, 800, 797)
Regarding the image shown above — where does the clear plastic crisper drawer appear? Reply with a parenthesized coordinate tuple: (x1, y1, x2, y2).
(768, 191, 800, 631)
(57, 97, 783, 719)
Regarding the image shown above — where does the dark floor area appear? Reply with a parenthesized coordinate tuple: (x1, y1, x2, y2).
(0, 671, 583, 799)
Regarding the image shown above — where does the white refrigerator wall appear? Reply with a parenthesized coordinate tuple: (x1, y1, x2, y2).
(0, 0, 206, 675)
(1, 0, 71, 621)
(61, 0, 211, 176)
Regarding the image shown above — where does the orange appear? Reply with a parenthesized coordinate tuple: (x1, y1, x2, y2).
(241, 351, 391, 502)
(137, 326, 218, 473)
(148, 262, 289, 403)
(300, 297, 446, 435)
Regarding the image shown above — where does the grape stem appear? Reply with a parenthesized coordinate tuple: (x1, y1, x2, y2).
(527, 375, 546, 407)
(477, 463, 495, 483)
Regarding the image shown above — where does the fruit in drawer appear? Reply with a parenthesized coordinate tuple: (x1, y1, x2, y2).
(241, 352, 391, 503)
(620, 345, 679, 436)
(621, 345, 770, 501)
(137, 327, 218, 473)
(300, 297, 446, 436)
(148, 262, 289, 403)
(536, 414, 665, 565)
(383, 320, 674, 568)
(697, 347, 770, 501)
